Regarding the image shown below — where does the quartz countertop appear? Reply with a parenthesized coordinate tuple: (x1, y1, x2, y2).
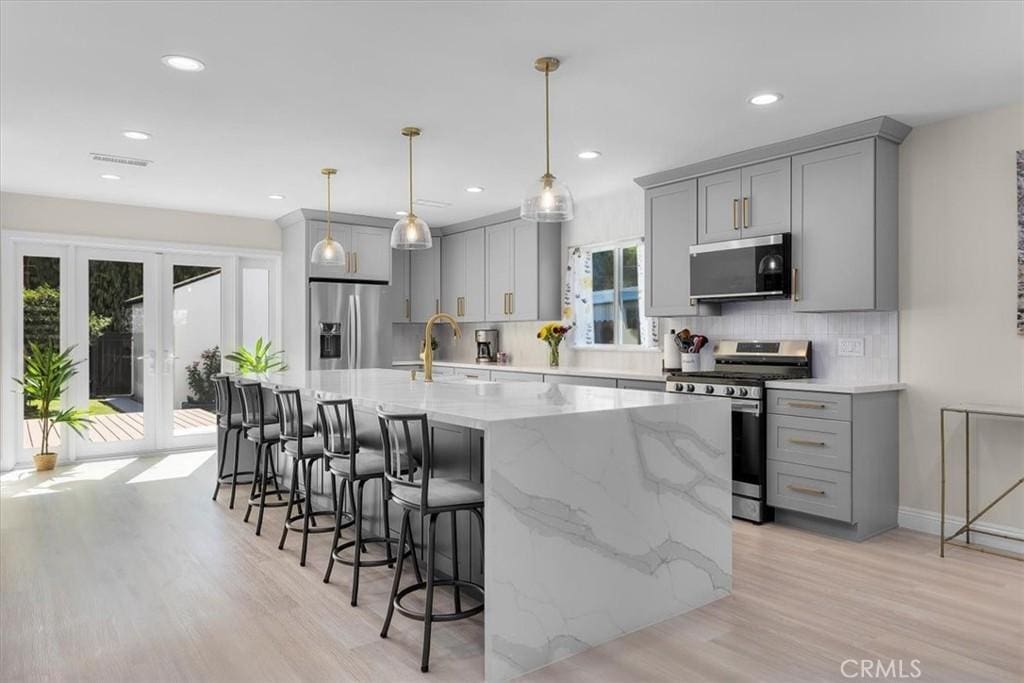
(260, 368, 701, 430)
(764, 378, 907, 394)
(391, 359, 667, 383)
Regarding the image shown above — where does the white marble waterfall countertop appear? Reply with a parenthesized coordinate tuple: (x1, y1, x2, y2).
(391, 359, 668, 382)
(259, 368, 701, 430)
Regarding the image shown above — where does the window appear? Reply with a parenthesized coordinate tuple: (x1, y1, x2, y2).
(566, 239, 657, 348)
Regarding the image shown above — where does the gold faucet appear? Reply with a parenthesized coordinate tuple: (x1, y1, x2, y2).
(422, 312, 461, 382)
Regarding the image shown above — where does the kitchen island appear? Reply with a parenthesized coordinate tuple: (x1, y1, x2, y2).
(260, 368, 732, 681)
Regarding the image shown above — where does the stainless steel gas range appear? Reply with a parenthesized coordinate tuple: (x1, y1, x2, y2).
(666, 340, 812, 523)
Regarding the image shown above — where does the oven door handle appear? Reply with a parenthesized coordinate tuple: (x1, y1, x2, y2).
(731, 399, 762, 416)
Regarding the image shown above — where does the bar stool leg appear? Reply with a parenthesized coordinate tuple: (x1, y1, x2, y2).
(229, 429, 242, 509)
(409, 511, 423, 584)
(278, 458, 301, 550)
(472, 507, 484, 569)
(451, 509, 462, 613)
(351, 479, 366, 606)
(213, 425, 230, 501)
(267, 447, 283, 501)
(421, 512, 439, 673)
(244, 443, 261, 524)
(256, 443, 271, 536)
(323, 475, 350, 584)
(299, 459, 314, 566)
(382, 487, 395, 567)
(381, 508, 411, 639)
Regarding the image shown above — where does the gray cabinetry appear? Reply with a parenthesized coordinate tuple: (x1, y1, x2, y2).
(308, 221, 391, 282)
(791, 138, 898, 312)
(442, 229, 486, 322)
(485, 221, 513, 321)
(644, 180, 719, 317)
(388, 249, 411, 322)
(484, 218, 559, 322)
(616, 379, 666, 392)
(410, 238, 442, 323)
(766, 388, 898, 541)
(491, 370, 539, 383)
(697, 169, 741, 243)
(542, 375, 617, 388)
(741, 158, 791, 238)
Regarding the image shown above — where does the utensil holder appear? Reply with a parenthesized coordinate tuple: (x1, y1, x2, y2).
(679, 354, 701, 372)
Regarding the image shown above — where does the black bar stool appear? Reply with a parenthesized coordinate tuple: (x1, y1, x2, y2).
(273, 387, 332, 566)
(210, 374, 253, 509)
(235, 379, 288, 536)
(377, 408, 484, 673)
(319, 398, 414, 607)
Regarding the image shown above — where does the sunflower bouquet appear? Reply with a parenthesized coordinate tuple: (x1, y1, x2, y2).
(537, 322, 573, 368)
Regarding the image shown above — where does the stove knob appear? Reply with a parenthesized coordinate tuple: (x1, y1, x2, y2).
(674, 383, 684, 392)
(738, 387, 749, 397)
(724, 387, 735, 396)
(686, 384, 695, 392)
(704, 385, 714, 394)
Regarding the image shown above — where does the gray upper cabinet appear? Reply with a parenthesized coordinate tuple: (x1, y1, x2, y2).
(388, 249, 411, 323)
(484, 218, 560, 322)
(791, 138, 898, 312)
(307, 221, 351, 280)
(697, 169, 741, 243)
(307, 221, 391, 282)
(410, 238, 442, 323)
(441, 229, 486, 322)
(741, 158, 791, 238)
(644, 180, 718, 317)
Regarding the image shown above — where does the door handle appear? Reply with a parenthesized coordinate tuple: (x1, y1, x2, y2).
(787, 484, 827, 496)
(743, 197, 750, 228)
(162, 350, 179, 374)
(791, 267, 799, 302)
(732, 199, 739, 230)
(137, 350, 156, 376)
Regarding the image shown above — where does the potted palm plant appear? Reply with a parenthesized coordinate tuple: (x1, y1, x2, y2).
(15, 343, 92, 471)
(224, 337, 287, 377)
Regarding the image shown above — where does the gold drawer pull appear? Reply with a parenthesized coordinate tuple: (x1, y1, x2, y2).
(789, 438, 827, 447)
(787, 401, 827, 409)
(787, 484, 826, 496)
(732, 198, 739, 230)
(743, 197, 750, 228)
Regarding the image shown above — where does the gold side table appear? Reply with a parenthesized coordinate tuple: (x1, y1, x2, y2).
(940, 403, 1024, 561)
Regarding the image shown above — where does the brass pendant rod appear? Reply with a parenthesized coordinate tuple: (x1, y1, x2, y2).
(544, 65, 551, 177)
(408, 133, 414, 216)
(325, 172, 332, 239)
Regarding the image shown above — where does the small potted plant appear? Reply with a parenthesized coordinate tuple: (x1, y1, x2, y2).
(537, 322, 573, 368)
(225, 337, 287, 377)
(15, 343, 92, 471)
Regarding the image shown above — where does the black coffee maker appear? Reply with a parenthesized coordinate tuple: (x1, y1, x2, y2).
(475, 329, 498, 364)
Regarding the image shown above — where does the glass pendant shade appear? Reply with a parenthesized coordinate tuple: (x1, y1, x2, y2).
(521, 174, 574, 222)
(310, 234, 346, 266)
(390, 214, 432, 250)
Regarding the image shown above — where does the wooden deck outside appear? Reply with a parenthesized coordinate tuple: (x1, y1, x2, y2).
(22, 408, 216, 448)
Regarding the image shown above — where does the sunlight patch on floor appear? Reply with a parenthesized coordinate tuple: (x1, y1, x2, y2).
(126, 450, 214, 484)
(10, 457, 138, 497)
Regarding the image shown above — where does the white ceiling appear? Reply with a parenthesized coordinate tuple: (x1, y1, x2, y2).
(1, 1, 1021, 225)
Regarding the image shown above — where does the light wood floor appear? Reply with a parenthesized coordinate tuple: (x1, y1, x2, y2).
(1, 452, 1021, 682)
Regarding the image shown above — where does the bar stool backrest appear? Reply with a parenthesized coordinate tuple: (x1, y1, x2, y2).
(377, 408, 430, 509)
(273, 387, 305, 443)
(235, 379, 267, 440)
(317, 398, 358, 477)
(212, 374, 235, 423)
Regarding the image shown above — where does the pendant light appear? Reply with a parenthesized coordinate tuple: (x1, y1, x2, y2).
(390, 127, 433, 250)
(310, 168, 347, 267)
(521, 56, 574, 222)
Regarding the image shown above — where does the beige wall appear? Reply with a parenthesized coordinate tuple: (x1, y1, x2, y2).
(898, 102, 1024, 528)
(0, 192, 281, 250)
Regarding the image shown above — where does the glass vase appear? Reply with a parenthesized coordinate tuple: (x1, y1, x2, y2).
(548, 342, 560, 368)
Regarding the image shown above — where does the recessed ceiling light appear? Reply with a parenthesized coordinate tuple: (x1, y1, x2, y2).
(267, 194, 286, 200)
(749, 93, 782, 106)
(161, 55, 205, 72)
(395, 210, 408, 216)
(122, 130, 151, 141)
(577, 150, 602, 160)
(100, 173, 121, 180)
(465, 186, 485, 193)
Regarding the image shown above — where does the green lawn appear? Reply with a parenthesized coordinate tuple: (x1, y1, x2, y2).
(25, 398, 120, 418)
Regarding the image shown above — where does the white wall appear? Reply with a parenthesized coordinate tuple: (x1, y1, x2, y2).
(0, 191, 281, 250)
(898, 102, 1024, 529)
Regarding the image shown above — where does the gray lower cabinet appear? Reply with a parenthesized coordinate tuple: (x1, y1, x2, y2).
(491, 370, 539, 383)
(644, 180, 719, 317)
(543, 375, 617, 388)
(791, 138, 898, 312)
(767, 388, 898, 541)
(616, 379, 666, 392)
(410, 237, 442, 323)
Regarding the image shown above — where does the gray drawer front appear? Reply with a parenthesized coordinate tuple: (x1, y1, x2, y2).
(616, 379, 666, 392)
(767, 414, 852, 472)
(490, 370, 540, 383)
(451, 368, 491, 381)
(543, 375, 617, 388)
(767, 390, 851, 420)
(767, 460, 852, 522)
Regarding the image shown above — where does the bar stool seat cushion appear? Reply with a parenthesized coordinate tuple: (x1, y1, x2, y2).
(281, 436, 325, 457)
(327, 449, 388, 477)
(247, 422, 313, 441)
(392, 478, 483, 508)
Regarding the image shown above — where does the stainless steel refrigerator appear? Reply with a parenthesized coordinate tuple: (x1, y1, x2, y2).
(308, 280, 391, 370)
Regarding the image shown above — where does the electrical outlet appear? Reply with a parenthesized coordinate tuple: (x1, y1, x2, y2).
(838, 337, 865, 357)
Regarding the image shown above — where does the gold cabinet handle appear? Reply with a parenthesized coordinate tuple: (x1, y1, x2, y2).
(503, 292, 509, 315)
(732, 199, 739, 230)
(792, 267, 799, 302)
(405, 298, 410, 321)
(743, 197, 750, 228)
(354, 252, 358, 273)
(787, 484, 827, 496)
(787, 401, 827, 409)
(509, 291, 514, 315)
(435, 298, 439, 314)
(789, 438, 828, 447)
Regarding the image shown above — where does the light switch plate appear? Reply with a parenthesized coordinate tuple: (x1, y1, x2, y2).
(838, 337, 865, 357)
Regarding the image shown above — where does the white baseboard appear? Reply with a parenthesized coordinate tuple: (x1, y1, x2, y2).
(898, 506, 1024, 555)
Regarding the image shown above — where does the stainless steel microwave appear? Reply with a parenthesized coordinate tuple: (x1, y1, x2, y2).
(689, 234, 790, 301)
